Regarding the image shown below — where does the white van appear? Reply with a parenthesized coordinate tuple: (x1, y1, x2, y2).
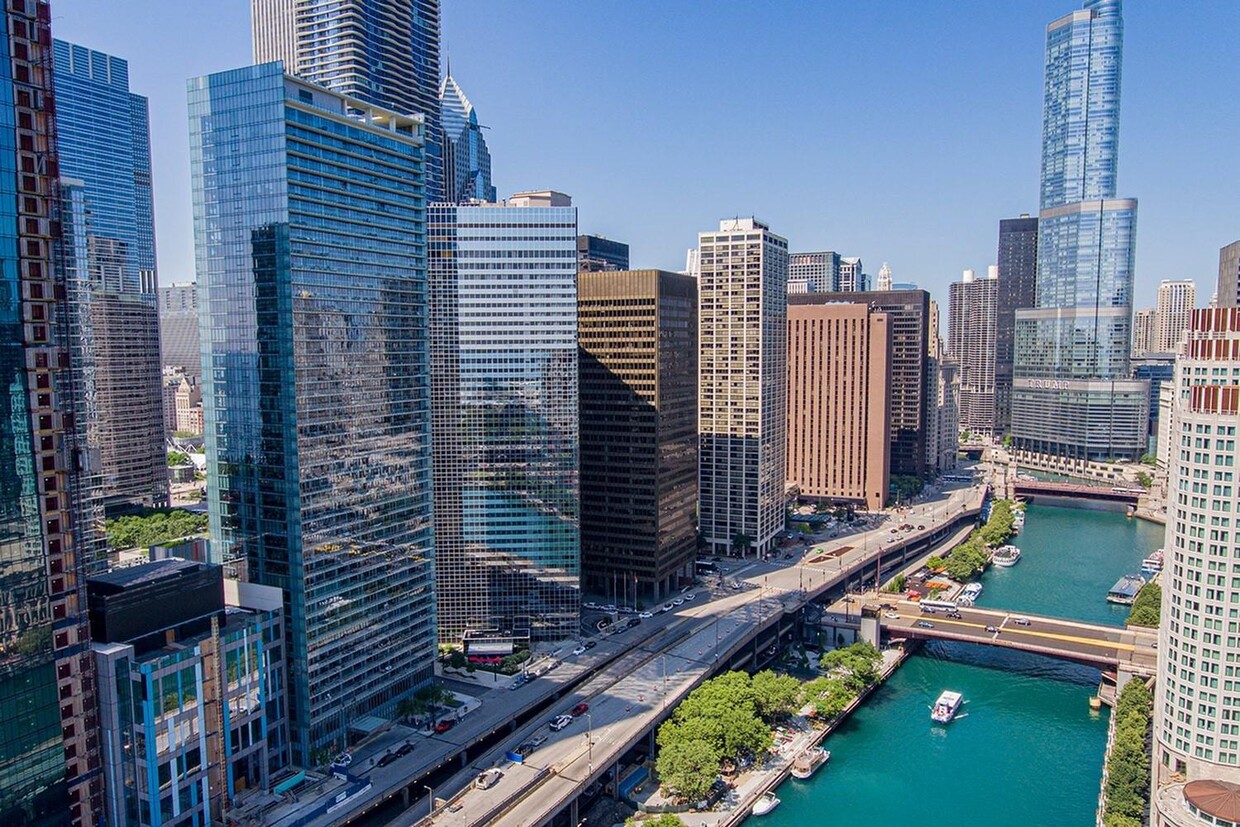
(475, 768, 503, 790)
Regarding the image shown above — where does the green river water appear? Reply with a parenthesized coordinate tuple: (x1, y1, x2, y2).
(749, 502, 1164, 827)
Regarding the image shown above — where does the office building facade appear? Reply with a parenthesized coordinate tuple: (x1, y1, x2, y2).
(577, 234, 630, 273)
(788, 251, 839, 294)
(794, 289, 932, 478)
(159, 282, 201, 377)
(53, 40, 168, 514)
(429, 198, 580, 643)
(994, 215, 1038, 436)
(0, 5, 106, 824)
(251, 0, 444, 201)
(1217, 240, 1240, 309)
(1132, 307, 1157, 358)
(1152, 307, 1240, 825)
(1155, 279, 1196, 354)
(948, 267, 999, 438)
(786, 303, 890, 511)
(440, 73, 495, 204)
(579, 270, 697, 602)
(698, 218, 788, 557)
(838, 256, 865, 291)
(1012, 0, 1147, 464)
(189, 63, 437, 763)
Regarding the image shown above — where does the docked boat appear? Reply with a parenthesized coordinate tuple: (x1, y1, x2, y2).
(992, 545, 1022, 567)
(958, 583, 984, 605)
(1107, 574, 1147, 605)
(931, 690, 964, 724)
(1141, 550, 1164, 576)
(790, 746, 830, 779)
(752, 792, 781, 816)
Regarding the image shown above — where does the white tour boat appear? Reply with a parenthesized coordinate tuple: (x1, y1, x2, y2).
(790, 746, 830, 779)
(931, 690, 964, 724)
(992, 545, 1021, 568)
(1141, 549, 1164, 575)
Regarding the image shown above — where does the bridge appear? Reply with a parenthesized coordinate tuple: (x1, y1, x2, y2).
(873, 600, 1157, 678)
(1012, 479, 1144, 505)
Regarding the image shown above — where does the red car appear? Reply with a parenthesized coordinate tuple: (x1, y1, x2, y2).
(434, 720, 454, 734)
(571, 703, 589, 716)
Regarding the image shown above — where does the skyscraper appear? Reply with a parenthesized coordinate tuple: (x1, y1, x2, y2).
(52, 40, 168, 514)
(1217, 240, 1240, 308)
(698, 218, 788, 557)
(577, 235, 630, 272)
(794, 289, 932, 478)
(188, 63, 437, 763)
(1152, 307, 1240, 825)
(429, 196, 580, 644)
(948, 267, 999, 437)
(0, 4, 105, 823)
(158, 282, 201, 377)
(251, 0, 445, 201)
(838, 256, 866, 291)
(786, 303, 890, 511)
(1154, 279, 1196, 354)
(579, 270, 697, 602)
(440, 72, 495, 204)
(876, 262, 893, 291)
(788, 251, 839, 294)
(1131, 307, 1157, 358)
(993, 215, 1038, 436)
(1011, 0, 1147, 465)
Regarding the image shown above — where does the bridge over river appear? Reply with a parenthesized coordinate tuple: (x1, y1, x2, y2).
(1012, 478, 1144, 506)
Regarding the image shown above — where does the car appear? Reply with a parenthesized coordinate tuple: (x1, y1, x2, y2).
(915, 620, 935, 629)
(395, 743, 415, 757)
(889, 528, 898, 533)
(513, 743, 535, 758)
(529, 734, 548, 747)
(584, 641, 597, 649)
(571, 702, 590, 716)
(509, 676, 526, 691)
(571, 645, 586, 656)
(376, 752, 398, 768)
(434, 720, 455, 733)
(475, 769, 504, 790)
(549, 715, 573, 731)
(985, 625, 999, 633)
(842, 596, 855, 604)
(583, 601, 599, 610)
(627, 618, 642, 628)
(730, 582, 742, 590)
(946, 611, 963, 619)
(638, 611, 653, 619)
(673, 598, 685, 606)
(602, 604, 618, 613)
(683, 593, 696, 602)
(920, 606, 936, 614)
(1013, 616, 1032, 626)
(917, 524, 925, 530)
(661, 603, 674, 612)
(879, 602, 897, 610)
(884, 611, 900, 619)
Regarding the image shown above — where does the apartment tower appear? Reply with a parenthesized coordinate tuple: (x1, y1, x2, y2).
(993, 215, 1038, 436)
(948, 267, 999, 438)
(1154, 279, 1196, 354)
(698, 218, 788, 557)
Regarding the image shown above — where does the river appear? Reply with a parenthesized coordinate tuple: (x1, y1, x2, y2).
(749, 502, 1164, 826)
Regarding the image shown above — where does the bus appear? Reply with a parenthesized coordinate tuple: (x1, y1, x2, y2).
(918, 598, 960, 613)
(696, 560, 719, 575)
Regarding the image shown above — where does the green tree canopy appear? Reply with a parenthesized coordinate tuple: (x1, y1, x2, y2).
(105, 508, 208, 550)
(1126, 582, 1160, 628)
(655, 739, 720, 803)
(800, 676, 854, 720)
(820, 642, 882, 693)
(167, 450, 190, 467)
(749, 670, 802, 719)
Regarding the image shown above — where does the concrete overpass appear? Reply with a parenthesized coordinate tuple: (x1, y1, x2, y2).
(875, 600, 1157, 678)
(1012, 479, 1143, 506)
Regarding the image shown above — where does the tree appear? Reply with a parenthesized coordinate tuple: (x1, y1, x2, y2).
(1126, 583, 1160, 627)
(1001, 434, 1013, 448)
(821, 641, 881, 692)
(749, 670, 801, 719)
(885, 573, 907, 593)
(731, 532, 753, 557)
(926, 556, 945, 572)
(801, 676, 854, 720)
(167, 450, 190, 467)
(1135, 471, 1153, 489)
(1138, 453, 1157, 467)
(105, 508, 209, 550)
(890, 475, 924, 502)
(628, 816, 684, 827)
(655, 739, 720, 803)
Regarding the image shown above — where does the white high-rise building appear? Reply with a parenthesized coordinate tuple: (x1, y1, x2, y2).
(1133, 307, 1158, 358)
(1155, 279, 1196, 354)
(1153, 306, 1240, 826)
(876, 262, 893, 291)
(698, 218, 788, 557)
(948, 266, 999, 437)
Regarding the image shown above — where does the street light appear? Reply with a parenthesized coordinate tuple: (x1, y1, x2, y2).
(422, 784, 434, 816)
(584, 712, 593, 771)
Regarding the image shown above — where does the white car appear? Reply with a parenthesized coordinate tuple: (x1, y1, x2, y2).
(638, 611, 653, 619)
(549, 715, 573, 732)
(583, 601, 599, 610)
(673, 598, 684, 606)
(683, 593, 696, 602)
(884, 611, 900, 619)
(571, 645, 586, 656)
(661, 603, 674, 612)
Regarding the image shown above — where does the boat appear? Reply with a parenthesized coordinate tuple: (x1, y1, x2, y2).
(931, 690, 964, 724)
(958, 583, 984, 605)
(992, 546, 1022, 567)
(752, 792, 781, 816)
(1141, 550, 1164, 576)
(1107, 574, 1146, 605)
(790, 746, 830, 779)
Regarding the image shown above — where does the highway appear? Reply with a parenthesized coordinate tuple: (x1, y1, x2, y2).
(377, 481, 986, 827)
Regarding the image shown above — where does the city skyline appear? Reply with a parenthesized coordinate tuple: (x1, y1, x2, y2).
(46, 1, 1238, 311)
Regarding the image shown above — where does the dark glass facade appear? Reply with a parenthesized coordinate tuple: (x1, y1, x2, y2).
(994, 216, 1038, 436)
(189, 63, 437, 764)
(579, 270, 697, 603)
(439, 75, 495, 204)
(576, 235, 630, 273)
(429, 202, 580, 643)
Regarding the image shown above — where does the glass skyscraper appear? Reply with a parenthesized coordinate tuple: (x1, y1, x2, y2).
(51, 40, 168, 515)
(1011, 0, 1147, 464)
(188, 62, 437, 764)
(251, 0, 445, 202)
(428, 194, 580, 644)
(440, 73, 495, 204)
(0, 4, 105, 824)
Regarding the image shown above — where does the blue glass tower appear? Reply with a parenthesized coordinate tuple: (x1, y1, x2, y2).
(439, 74, 496, 204)
(428, 194, 580, 644)
(1011, 0, 1147, 463)
(188, 62, 437, 763)
(51, 40, 167, 513)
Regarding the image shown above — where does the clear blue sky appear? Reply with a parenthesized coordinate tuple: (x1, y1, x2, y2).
(50, 1, 1239, 310)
